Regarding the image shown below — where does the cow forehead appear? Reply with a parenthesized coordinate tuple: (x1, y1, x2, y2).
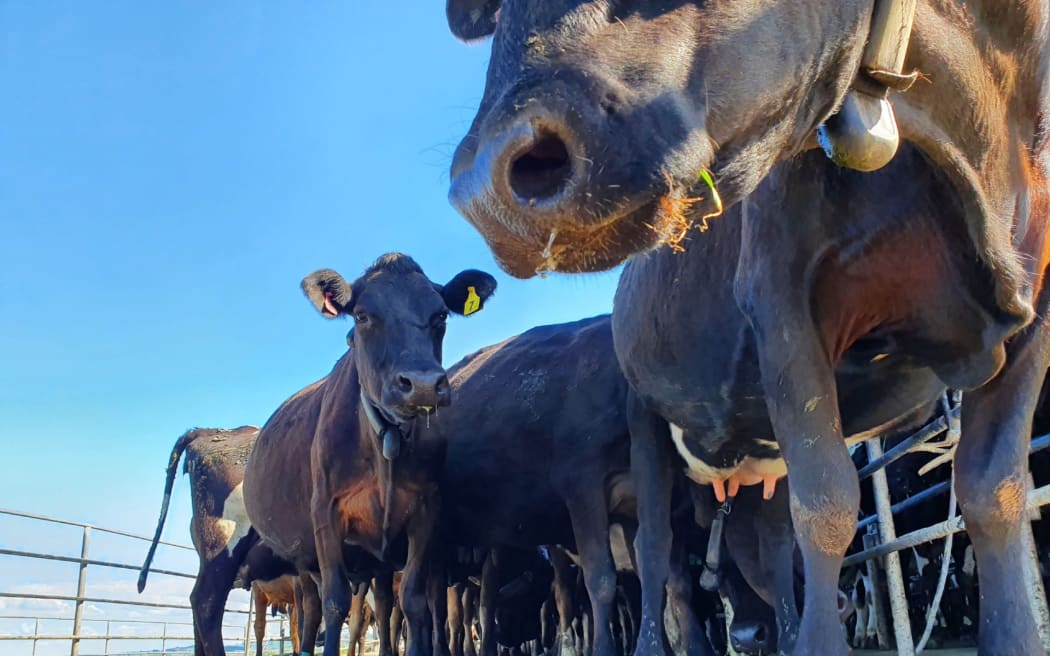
(354, 271, 444, 317)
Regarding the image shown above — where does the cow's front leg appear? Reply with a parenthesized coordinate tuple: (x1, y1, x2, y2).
(626, 391, 676, 656)
(401, 500, 438, 656)
(315, 536, 352, 656)
(955, 308, 1049, 655)
(739, 289, 857, 656)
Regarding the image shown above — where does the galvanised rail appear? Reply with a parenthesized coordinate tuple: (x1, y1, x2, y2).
(0, 508, 292, 656)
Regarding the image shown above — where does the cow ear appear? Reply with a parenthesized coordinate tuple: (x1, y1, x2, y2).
(447, 0, 501, 42)
(440, 270, 497, 316)
(301, 269, 353, 319)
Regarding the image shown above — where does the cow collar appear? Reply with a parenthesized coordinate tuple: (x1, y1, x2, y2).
(817, 0, 918, 172)
(360, 389, 404, 461)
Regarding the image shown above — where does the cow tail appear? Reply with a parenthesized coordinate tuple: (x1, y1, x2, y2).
(137, 429, 198, 592)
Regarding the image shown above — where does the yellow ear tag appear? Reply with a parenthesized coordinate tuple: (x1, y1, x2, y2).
(463, 286, 481, 316)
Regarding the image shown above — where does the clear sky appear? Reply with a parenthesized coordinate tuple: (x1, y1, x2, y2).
(0, 3, 620, 652)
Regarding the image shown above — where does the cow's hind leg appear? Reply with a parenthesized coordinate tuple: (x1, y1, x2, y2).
(955, 309, 1050, 655)
(428, 562, 452, 656)
(448, 583, 465, 656)
(550, 548, 578, 656)
(299, 574, 323, 656)
(374, 569, 397, 656)
(564, 479, 617, 656)
(346, 582, 369, 656)
(461, 584, 478, 656)
(191, 555, 239, 656)
(626, 392, 675, 656)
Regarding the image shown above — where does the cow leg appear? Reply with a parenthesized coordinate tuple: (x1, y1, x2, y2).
(564, 484, 617, 656)
(666, 533, 713, 656)
(737, 288, 857, 656)
(428, 566, 452, 656)
(255, 589, 268, 656)
(317, 562, 352, 656)
(479, 549, 499, 656)
(291, 597, 301, 656)
(626, 392, 675, 656)
(374, 569, 397, 656)
(462, 585, 478, 656)
(756, 481, 800, 654)
(299, 574, 323, 656)
(190, 555, 238, 656)
(954, 309, 1050, 655)
(392, 603, 406, 656)
(346, 582, 369, 656)
(550, 548, 578, 656)
(401, 503, 439, 656)
(448, 584, 465, 656)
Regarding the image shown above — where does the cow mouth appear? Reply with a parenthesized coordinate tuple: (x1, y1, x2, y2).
(477, 173, 724, 279)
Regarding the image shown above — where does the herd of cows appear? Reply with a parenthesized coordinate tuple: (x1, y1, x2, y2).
(134, 1, 1050, 656)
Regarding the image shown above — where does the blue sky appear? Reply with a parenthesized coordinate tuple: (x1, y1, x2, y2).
(0, 2, 620, 650)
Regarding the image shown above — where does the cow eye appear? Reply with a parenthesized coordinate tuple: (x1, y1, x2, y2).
(354, 312, 370, 325)
(434, 311, 449, 325)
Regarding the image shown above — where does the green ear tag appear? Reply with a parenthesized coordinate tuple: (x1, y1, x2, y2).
(463, 286, 481, 315)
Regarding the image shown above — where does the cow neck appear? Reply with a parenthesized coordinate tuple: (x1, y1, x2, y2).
(892, 2, 1043, 327)
(357, 386, 405, 560)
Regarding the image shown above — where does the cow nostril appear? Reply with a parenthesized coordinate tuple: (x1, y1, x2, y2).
(436, 375, 450, 395)
(397, 375, 413, 393)
(508, 132, 572, 203)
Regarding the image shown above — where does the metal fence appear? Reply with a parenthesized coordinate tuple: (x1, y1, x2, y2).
(0, 508, 291, 656)
(842, 393, 1050, 654)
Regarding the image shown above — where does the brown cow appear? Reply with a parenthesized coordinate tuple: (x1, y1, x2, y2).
(253, 576, 300, 656)
(444, 2, 1050, 654)
(243, 253, 496, 656)
(139, 427, 294, 656)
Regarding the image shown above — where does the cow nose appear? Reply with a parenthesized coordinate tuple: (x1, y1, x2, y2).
(729, 620, 772, 655)
(393, 370, 451, 410)
(488, 121, 577, 210)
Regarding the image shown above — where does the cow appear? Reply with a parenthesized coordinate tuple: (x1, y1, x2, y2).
(138, 427, 295, 656)
(432, 315, 634, 656)
(242, 253, 496, 656)
(432, 315, 799, 656)
(443, 2, 1050, 654)
(252, 576, 300, 656)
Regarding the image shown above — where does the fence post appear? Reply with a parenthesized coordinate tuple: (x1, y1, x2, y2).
(32, 618, 40, 656)
(104, 620, 111, 656)
(70, 526, 91, 656)
(245, 586, 254, 656)
(865, 439, 914, 656)
(162, 621, 168, 656)
(280, 615, 287, 656)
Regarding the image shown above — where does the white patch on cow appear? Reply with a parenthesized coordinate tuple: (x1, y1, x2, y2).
(217, 483, 252, 555)
(608, 523, 633, 573)
(366, 588, 375, 612)
(669, 423, 787, 487)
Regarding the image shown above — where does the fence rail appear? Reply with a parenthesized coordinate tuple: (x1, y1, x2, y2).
(0, 508, 291, 656)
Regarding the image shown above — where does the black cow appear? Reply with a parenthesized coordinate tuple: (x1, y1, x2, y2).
(432, 315, 796, 656)
(443, 2, 1050, 653)
(243, 253, 495, 656)
(432, 316, 635, 656)
(138, 427, 294, 656)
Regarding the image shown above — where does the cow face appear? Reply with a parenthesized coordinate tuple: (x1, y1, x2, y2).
(446, 0, 870, 277)
(302, 253, 496, 422)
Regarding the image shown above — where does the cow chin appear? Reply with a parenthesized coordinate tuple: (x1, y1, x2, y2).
(469, 198, 689, 279)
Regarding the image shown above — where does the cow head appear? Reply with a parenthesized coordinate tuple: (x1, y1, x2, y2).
(302, 253, 496, 422)
(447, 0, 871, 277)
